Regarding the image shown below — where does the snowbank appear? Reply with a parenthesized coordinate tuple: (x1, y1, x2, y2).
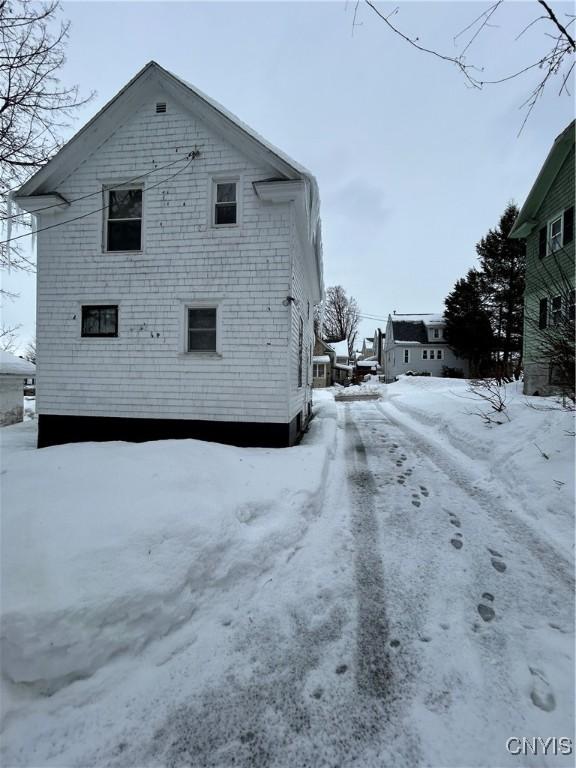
(374, 376, 575, 560)
(0, 396, 337, 688)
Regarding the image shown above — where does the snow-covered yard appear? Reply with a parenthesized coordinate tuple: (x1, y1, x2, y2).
(1, 379, 574, 767)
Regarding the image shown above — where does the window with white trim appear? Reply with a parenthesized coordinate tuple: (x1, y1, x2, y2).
(313, 363, 325, 378)
(187, 307, 217, 351)
(433, 328, 440, 338)
(104, 187, 142, 251)
(213, 180, 237, 226)
(422, 350, 428, 360)
(437, 349, 443, 360)
(81, 305, 118, 337)
(430, 350, 435, 360)
(403, 349, 409, 363)
(549, 215, 563, 253)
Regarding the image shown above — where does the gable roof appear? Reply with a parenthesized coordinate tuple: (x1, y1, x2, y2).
(15, 61, 323, 296)
(510, 120, 575, 239)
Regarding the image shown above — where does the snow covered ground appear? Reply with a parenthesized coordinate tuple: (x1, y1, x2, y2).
(1, 380, 574, 767)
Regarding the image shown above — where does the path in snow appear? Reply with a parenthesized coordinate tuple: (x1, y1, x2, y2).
(2, 397, 573, 767)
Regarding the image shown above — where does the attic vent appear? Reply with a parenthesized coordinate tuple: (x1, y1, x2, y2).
(155, 102, 167, 114)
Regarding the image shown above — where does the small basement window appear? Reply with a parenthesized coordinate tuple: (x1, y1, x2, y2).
(213, 180, 237, 225)
(81, 305, 118, 337)
(187, 307, 217, 351)
(104, 187, 142, 251)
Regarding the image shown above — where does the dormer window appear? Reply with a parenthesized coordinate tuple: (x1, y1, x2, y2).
(433, 328, 440, 338)
(104, 187, 142, 251)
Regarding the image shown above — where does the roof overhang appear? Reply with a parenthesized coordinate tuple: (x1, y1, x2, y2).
(510, 120, 575, 240)
(12, 193, 70, 215)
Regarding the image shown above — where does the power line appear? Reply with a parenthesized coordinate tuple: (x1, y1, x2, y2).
(0, 152, 200, 247)
(1, 149, 198, 222)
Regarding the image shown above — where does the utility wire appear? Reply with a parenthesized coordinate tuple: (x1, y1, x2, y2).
(0, 152, 200, 247)
(1, 149, 199, 222)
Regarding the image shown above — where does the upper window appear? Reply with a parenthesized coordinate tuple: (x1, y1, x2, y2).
(433, 328, 440, 338)
(187, 307, 217, 352)
(81, 305, 118, 337)
(105, 187, 142, 251)
(549, 215, 563, 254)
(213, 181, 237, 226)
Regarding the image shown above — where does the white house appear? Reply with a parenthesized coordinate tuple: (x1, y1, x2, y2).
(0, 352, 36, 426)
(382, 313, 469, 382)
(14, 62, 323, 448)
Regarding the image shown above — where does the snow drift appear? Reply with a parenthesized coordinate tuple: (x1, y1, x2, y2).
(1, 394, 337, 688)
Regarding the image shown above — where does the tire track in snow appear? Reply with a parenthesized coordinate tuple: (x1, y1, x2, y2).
(344, 405, 392, 698)
(377, 399, 575, 594)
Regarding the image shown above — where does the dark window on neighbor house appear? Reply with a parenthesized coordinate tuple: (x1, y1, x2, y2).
(433, 329, 439, 338)
(422, 350, 428, 360)
(81, 305, 118, 337)
(403, 349, 409, 364)
(538, 226, 547, 259)
(105, 188, 142, 251)
(214, 181, 237, 225)
(437, 349, 443, 360)
(551, 295, 562, 325)
(568, 289, 575, 323)
(564, 206, 574, 245)
(539, 298, 548, 329)
(430, 350, 435, 360)
(188, 308, 217, 351)
(298, 317, 303, 387)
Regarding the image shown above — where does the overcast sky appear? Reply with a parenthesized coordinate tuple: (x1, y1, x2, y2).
(3, 1, 574, 350)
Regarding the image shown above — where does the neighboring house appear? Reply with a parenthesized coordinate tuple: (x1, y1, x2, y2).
(312, 338, 335, 388)
(356, 358, 380, 377)
(327, 339, 353, 384)
(0, 352, 36, 426)
(509, 120, 575, 395)
(372, 328, 385, 367)
(382, 313, 468, 382)
(359, 337, 374, 359)
(15, 62, 323, 448)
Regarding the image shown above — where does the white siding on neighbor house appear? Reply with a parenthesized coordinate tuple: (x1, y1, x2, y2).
(35, 94, 301, 424)
(0, 378, 24, 426)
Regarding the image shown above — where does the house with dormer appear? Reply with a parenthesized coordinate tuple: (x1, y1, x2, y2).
(15, 62, 323, 448)
(382, 313, 468, 382)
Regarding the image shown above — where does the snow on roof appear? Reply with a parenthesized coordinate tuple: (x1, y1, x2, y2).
(327, 340, 349, 357)
(334, 363, 353, 371)
(392, 314, 444, 325)
(357, 360, 380, 367)
(0, 351, 36, 376)
(313, 355, 331, 364)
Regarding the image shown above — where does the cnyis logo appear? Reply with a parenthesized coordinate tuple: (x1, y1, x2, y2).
(506, 737, 573, 756)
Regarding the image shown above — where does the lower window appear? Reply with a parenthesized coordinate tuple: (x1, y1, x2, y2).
(187, 307, 217, 351)
(81, 305, 118, 337)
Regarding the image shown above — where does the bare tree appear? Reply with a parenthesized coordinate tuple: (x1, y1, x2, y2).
(0, 0, 92, 274)
(358, 1, 575, 131)
(0, 325, 19, 352)
(320, 285, 361, 356)
(24, 335, 36, 363)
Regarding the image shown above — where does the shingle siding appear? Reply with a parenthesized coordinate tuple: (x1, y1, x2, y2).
(35, 96, 313, 429)
(523, 145, 575, 394)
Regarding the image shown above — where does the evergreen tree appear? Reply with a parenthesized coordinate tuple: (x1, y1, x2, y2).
(444, 269, 494, 377)
(476, 203, 526, 372)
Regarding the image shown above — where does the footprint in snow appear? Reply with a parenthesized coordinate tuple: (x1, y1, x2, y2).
(450, 538, 463, 550)
(419, 485, 429, 497)
(529, 667, 556, 712)
(477, 603, 495, 622)
(489, 549, 507, 573)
